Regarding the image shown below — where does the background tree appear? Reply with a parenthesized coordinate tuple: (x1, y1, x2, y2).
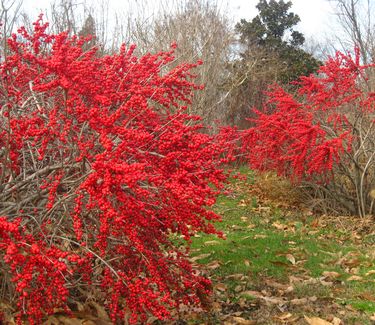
(225, 0, 321, 128)
(134, 0, 235, 126)
(328, 0, 375, 64)
(236, 0, 321, 83)
(0, 0, 22, 59)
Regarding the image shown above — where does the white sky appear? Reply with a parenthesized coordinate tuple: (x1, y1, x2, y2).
(22, 0, 336, 40)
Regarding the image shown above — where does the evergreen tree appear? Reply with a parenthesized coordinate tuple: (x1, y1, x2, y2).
(236, 0, 320, 83)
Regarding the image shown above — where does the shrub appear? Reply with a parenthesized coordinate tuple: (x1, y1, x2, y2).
(243, 48, 375, 216)
(0, 17, 232, 324)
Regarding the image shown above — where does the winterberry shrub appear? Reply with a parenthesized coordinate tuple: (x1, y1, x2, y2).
(0, 17, 233, 323)
(243, 48, 375, 216)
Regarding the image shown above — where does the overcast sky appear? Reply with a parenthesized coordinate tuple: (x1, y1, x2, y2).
(22, 0, 337, 40)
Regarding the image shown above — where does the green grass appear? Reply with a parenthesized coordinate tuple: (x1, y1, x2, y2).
(188, 167, 375, 323)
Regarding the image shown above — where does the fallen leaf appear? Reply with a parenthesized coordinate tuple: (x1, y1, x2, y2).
(230, 316, 256, 324)
(254, 234, 267, 239)
(270, 260, 290, 267)
(207, 260, 221, 270)
(322, 271, 341, 279)
(261, 296, 286, 305)
(212, 301, 222, 312)
(275, 312, 293, 320)
(366, 270, 375, 276)
(358, 292, 375, 301)
(332, 317, 342, 325)
(226, 273, 247, 280)
(304, 315, 332, 325)
(235, 285, 244, 293)
(319, 279, 333, 286)
(190, 253, 211, 262)
(346, 275, 363, 281)
(244, 259, 251, 267)
(290, 298, 308, 305)
(215, 283, 227, 292)
(264, 279, 293, 292)
(204, 240, 220, 246)
(272, 221, 288, 230)
(232, 311, 244, 316)
(286, 254, 296, 265)
(240, 290, 263, 298)
(343, 258, 360, 268)
(238, 200, 247, 207)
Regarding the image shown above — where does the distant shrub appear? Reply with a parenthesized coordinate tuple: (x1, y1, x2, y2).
(243, 48, 375, 216)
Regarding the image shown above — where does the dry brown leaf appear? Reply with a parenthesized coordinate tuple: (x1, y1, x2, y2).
(254, 234, 267, 239)
(215, 283, 227, 292)
(261, 296, 286, 305)
(289, 275, 306, 283)
(322, 271, 341, 279)
(290, 298, 308, 305)
(230, 316, 256, 324)
(343, 258, 360, 267)
(204, 240, 220, 246)
(265, 279, 293, 292)
(190, 253, 211, 262)
(272, 222, 288, 230)
(319, 279, 333, 286)
(241, 290, 263, 298)
(212, 301, 222, 312)
(304, 315, 332, 325)
(358, 292, 375, 301)
(271, 260, 290, 267)
(332, 317, 342, 325)
(244, 259, 251, 267)
(286, 254, 296, 265)
(346, 275, 363, 281)
(275, 312, 293, 320)
(226, 273, 247, 280)
(365, 270, 375, 276)
(232, 311, 244, 317)
(238, 200, 247, 207)
(207, 260, 221, 270)
(235, 285, 244, 293)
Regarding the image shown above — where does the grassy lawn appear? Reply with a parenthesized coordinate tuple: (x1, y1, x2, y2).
(184, 168, 375, 324)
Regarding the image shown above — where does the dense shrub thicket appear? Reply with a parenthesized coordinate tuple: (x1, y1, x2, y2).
(0, 18, 233, 324)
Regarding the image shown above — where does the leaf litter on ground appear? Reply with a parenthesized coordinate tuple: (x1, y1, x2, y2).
(187, 169, 375, 324)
